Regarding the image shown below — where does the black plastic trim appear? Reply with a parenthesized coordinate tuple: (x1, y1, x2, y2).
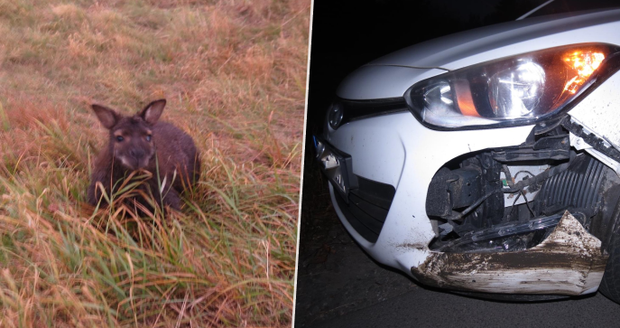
(335, 97, 408, 127)
(332, 176, 396, 243)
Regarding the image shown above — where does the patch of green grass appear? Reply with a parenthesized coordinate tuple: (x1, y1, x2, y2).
(0, 0, 309, 326)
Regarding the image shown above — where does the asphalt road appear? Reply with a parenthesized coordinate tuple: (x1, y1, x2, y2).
(308, 286, 620, 328)
(294, 159, 620, 328)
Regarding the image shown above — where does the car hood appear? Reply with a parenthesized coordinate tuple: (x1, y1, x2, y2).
(369, 8, 620, 71)
(337, 8, 620, 100)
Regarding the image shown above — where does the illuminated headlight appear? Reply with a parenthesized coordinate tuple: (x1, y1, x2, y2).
(488, 61, 545, 118)
(405, 44, 619, 129)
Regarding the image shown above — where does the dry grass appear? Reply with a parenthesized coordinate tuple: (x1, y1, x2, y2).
(0, 0, 309, 326)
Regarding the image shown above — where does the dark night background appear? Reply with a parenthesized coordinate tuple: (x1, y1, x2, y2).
(296, 0, 620, 327)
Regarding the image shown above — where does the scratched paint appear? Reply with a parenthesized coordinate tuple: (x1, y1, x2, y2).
(411, 211, 608, 295)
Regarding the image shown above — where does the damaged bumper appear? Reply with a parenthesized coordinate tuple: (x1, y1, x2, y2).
(411, 211, 608, 295)
(315, 93, 620, 296)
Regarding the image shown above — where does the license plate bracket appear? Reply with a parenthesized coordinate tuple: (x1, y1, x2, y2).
(313, 136, 358, 201)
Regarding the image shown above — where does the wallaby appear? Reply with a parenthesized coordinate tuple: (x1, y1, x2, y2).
(87, 99, 200, 211)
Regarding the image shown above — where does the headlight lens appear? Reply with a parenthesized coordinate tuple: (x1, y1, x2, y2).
(405, 44, 618, 129)
(488, 61, 545, 118)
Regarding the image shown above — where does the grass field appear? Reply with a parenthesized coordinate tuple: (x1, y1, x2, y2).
(0, 0, 309, 326)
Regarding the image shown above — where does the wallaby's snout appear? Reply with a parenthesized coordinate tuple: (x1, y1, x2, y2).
(117, 143, 151, 170)
(126, 147, 147, 169)
(129, 148, 145, 158)
(88, 99, 200, 211)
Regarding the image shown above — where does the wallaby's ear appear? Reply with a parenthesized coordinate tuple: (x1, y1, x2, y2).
(138, 99, 166, 125)
(92, 104, 120, 129)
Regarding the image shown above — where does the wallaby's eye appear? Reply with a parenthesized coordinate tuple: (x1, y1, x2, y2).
(146, 135, 152, 142)
(116, 136, 124, 142)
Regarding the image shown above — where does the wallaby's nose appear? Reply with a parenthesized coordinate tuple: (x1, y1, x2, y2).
(129, 149, 145, 159)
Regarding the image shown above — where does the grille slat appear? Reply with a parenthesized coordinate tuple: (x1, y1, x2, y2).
(332, 176, 396, 243)
(349, 192, 390, 222)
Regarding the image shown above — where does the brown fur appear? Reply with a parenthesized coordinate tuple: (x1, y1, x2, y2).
(87, 99, 200, 211)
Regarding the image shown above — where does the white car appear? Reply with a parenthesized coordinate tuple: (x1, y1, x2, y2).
(314, 5, 620, 303)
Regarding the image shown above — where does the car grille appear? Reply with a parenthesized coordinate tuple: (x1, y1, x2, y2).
(332, 176, 396, 243)
(336, 97, 408, 126)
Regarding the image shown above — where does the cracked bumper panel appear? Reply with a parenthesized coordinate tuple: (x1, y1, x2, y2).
(568, 67, 620, 152)
(567, 70, 620, 176)
(326, 111, 534, 272)
(411, 212, 608, 295)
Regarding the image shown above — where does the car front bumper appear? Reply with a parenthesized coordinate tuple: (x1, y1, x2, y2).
(316, 110, 609, 295)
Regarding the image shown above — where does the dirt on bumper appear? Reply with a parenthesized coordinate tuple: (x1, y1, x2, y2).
(411, 212, 609, 295)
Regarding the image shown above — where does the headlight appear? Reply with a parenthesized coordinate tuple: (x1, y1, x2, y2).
(405, 44, 620, 129)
